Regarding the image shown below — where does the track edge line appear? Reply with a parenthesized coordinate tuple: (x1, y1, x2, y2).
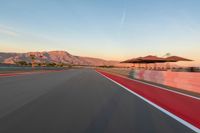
(95, 70, 200, 133)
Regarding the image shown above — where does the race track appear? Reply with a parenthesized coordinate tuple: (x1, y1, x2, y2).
(0, 69, 197, 133)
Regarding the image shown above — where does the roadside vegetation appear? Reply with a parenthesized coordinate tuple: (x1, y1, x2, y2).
(15, 61, 72, 68)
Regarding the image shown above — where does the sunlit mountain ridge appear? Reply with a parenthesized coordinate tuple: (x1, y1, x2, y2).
(0, 51, 119, 66)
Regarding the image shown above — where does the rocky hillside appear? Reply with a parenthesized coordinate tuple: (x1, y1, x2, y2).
(0, 51, 118, 66)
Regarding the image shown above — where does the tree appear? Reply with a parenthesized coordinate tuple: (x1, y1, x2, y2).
(163, 53, 171, 58)
(37, 63, 42, 67)
(39, 55, 44, 66)
(57, 62, 65, 67)
(16, 61, 28, 66)
(29, 54, 36, 68)
(46, 62, 56, 67)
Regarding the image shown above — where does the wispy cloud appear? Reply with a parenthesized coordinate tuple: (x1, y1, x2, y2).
(0, 24, 54, 41)
(0, 28, 18, 36)
(0, 25, 19, 37)
(120, 8, 127, 27)
(0, 24, 68, 49)
(118, 1, 127, 37)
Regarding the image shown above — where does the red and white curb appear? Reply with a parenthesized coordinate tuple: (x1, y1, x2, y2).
(96, 70, 200, 133)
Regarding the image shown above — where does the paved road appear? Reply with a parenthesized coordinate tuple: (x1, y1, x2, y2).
(0, 69, 196, 133)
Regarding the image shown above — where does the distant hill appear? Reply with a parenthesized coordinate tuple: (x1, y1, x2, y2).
(0, 51, 119, 66)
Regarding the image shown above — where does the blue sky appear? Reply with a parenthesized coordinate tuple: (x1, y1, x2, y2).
(0, 0, 200, 64)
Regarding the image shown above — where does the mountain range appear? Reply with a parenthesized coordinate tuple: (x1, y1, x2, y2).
(0, 51, 119, 66)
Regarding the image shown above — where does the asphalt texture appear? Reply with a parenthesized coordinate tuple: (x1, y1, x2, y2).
(0, 69, 196, 133)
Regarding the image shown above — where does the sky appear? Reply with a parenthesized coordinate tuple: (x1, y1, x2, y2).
(0, 0, 200, 65)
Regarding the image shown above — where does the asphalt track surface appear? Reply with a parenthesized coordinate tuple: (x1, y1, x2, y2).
(0, 69, 197, 133)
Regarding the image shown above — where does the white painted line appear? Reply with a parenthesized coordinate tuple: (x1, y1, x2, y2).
(96, 71, 200, 133)
(103, 71, 200, 100)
